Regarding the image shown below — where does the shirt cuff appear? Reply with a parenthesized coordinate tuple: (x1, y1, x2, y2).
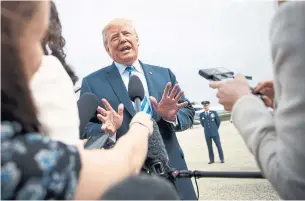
(163, 117, 178, 126)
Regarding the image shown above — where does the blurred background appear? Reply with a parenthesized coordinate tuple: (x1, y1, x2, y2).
(55, 0, 276, 109)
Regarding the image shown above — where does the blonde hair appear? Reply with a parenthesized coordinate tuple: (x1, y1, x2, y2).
(102, 18, 138, 47)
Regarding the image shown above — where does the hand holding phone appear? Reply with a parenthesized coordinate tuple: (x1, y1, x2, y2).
(199, 68, 263, 98)
(199, 67, 253, 81)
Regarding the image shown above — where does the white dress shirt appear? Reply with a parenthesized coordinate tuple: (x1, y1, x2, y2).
(115, 60, 152, 107)
(30, 55, 81, 145)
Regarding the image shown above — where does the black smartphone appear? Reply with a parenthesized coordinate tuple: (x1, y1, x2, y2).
(199, 68, 252, 81)
(199, 68, 262, 98)
(198, 68, 234, 81)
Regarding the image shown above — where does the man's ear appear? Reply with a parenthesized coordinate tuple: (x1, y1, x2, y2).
(136, 37, 140, 47)
(105, 45, 111, 55)
(135, 30, 140, 46)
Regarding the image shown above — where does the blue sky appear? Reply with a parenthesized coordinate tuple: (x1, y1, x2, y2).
(55, 0, 276, 106)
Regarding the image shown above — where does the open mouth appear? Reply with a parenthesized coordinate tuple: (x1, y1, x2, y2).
(120, 46, 131, 52)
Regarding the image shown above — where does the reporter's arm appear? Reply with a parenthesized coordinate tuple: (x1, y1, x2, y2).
(1, 130, 149, 200)
(232, 2, 305, 199)
(75, 112, 153, 199)
(2, 113, 152, 200)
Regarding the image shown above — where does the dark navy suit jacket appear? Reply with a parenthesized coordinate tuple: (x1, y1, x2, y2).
(199, 110, 221, 137)
(80, 61, 196, 200)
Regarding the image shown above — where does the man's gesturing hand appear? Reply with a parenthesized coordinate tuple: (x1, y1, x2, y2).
(97, 98, 124, 135)
(149, 82, 188, 122)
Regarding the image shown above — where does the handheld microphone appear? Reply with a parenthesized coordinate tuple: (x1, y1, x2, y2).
(77, 92, 99, 137)
(128, 75, 145, 112)
(145, 120, 170, 176)
(79, 93, 115, 150)
(127, 75, 170, 176)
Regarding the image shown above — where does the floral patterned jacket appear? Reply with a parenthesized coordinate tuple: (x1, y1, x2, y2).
(1, 121, 81, 200)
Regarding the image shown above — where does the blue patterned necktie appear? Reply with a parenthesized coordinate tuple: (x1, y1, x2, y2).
(125, 66, 152, 115)
(125, 66, 135, 77)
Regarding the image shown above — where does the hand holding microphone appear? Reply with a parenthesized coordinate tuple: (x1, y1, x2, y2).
(128, 75, 170, 176)
(128, 74, 153, 136)
(130, 112, 153, 137)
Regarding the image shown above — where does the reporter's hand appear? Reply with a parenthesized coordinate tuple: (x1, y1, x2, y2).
(75, 146, 135, 200)
(254, 80, 274, 108)
(97, 99, 124, 135)
(254, 80, 274, 99)
(209, 74, 251, 111)
(129, 112, 153, 136)
(74, 115, 152, 200)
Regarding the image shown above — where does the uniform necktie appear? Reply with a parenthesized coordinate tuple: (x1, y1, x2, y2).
(125, 66, 152, 115)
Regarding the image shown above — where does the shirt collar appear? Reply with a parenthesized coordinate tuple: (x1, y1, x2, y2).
(114, 60, 142, 75)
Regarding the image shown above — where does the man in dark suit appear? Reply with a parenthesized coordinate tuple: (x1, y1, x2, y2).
(199, 101, 224, 164)
(80, 18, 196, 200)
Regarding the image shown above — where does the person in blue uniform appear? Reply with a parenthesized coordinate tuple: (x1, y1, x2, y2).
(199, 101, 224, 164)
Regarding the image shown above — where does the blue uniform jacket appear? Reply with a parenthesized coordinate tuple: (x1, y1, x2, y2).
(199, 110, 221, 137)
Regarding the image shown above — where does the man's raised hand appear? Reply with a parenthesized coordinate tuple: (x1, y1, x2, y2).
(97, 98, 124, 135)
(149, 82, 188, 122)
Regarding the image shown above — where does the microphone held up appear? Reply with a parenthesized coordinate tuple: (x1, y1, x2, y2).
(145, 119, 170, 175)
(128, 75, 145, 113)
(77, 92, 99, 138)
(128, 75, 170, 176)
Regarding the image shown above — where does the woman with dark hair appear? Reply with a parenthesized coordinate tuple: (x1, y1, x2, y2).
(1, 1, 153, 199)
(30, 0, 80, 145)
(42, 0, 78, 84)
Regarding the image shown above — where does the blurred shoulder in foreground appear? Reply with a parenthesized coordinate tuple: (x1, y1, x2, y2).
(100, 174, 181, 200)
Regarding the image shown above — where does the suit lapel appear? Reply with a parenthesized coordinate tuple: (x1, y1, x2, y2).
(140, 61, 160, 120)
(106, 63, 136, 117)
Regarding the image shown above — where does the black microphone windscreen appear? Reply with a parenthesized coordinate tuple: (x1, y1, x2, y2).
(128, 75, 145, 102)
(77, 92, 99, 137)
(147, 119, 169, 164)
